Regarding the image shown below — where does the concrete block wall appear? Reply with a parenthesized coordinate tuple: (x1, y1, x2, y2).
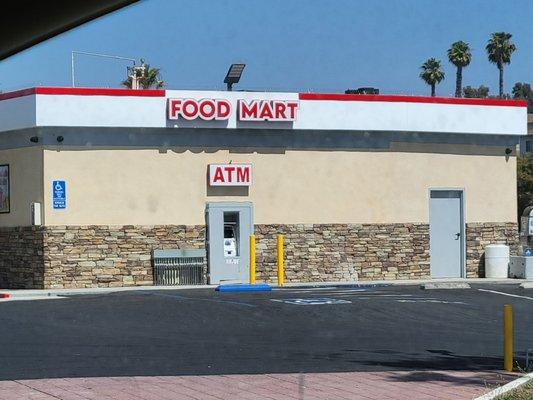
(42, 225, 205, 289)
(0, 222, 520, 289)
(254, 223, 430, 283)
(0, 227, 44, 289)
(466, 222, 519, 278)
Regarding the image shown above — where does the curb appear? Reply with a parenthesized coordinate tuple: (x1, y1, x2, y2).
(421, 282, 471, 290)
(1, 278, 530, 299)
(475, 371, 533, 400)
(0, 285, 216, 299)
(216, 283, 272, 292)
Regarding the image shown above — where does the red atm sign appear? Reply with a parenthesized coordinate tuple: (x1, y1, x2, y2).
(209, 164, 252, 186)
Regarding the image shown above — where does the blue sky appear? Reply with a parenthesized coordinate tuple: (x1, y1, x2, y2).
(0, 0, 532, 96)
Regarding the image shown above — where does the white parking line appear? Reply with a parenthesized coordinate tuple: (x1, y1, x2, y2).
(397, 299, 467, 304)
(334, 294, 413, 297)
(305, 291, 372, 296)
(278, 288, 367, 294)
(478, 289, 533, 301)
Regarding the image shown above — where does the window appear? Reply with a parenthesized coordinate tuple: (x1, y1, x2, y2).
(223, 212, 240, 257)
(526, 140, 533, 153)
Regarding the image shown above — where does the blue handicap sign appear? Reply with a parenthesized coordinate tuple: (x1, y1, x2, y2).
(525, 248, 533, 257)
(52, 180, 66, 209)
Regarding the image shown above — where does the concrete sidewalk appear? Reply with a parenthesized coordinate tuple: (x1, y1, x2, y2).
(0, 277, 531, 301)
(0, 370, 518, 400)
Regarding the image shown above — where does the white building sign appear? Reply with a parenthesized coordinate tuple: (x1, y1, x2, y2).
(167, 98, 299, 122)
(209, 164, 252, 186)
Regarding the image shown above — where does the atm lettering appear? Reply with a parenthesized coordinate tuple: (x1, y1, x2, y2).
(210, 164, 252, 186)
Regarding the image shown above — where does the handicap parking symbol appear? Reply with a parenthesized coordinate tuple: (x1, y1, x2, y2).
(52, 180, 66, 209)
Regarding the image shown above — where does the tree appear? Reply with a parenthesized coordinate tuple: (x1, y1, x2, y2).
(122, 59, 164, 89)
(463, 85, 489, 98)
(486, 32, 516, 98)
(420, 58, 445, 97)
(518, 156, 533, 218)
(447, 41, 471, 98)
(512, 82, 533, 112)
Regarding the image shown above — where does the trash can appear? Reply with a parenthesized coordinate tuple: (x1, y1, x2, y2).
(485, 244, 510, 278)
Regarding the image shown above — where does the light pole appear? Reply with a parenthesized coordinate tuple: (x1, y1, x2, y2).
(71, 51, 137, 87)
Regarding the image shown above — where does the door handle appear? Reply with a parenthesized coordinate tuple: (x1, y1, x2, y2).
(455, 233, 461, 240)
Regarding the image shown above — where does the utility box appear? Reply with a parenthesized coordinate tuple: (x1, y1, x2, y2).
(519, 206, 533, 255)
(509, 256, 533, 279)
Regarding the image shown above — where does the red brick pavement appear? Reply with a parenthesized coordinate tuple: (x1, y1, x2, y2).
(0, 370, 518, 400)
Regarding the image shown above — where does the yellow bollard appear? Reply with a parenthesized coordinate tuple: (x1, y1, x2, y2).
(504, 304, 513, 372)
(277, 234, 284, 286)
(249, 235, 256, 285)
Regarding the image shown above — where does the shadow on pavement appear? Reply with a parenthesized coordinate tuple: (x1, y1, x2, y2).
(356, 349, 503, 371)
(384, 370, 515, 385)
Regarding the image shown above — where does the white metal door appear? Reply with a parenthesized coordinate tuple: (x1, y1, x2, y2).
(429, 190, 463, 278)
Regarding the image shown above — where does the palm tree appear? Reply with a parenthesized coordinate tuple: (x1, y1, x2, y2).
(122, 59, 164, 89)
(420, 58, 445, 97)
(486, 32, 516, 98)
(447, 41, 471, 98)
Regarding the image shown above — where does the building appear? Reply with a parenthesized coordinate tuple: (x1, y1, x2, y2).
(0, 87, 527, 289)
(520, 114, 533, 154)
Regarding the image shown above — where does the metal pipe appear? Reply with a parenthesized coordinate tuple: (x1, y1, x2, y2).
(277, 235, 284, 286)
(504, 304, 514, 371)
(249, 235, 256, 284)
(71, 51, 136, 88)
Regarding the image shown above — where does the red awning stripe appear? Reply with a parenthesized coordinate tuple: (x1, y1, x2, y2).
(299, 92, 527, 107)
(0, 87, 166, 101)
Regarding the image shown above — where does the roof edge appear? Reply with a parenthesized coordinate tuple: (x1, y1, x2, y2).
(299, 93, 528, 107)
(0, 87, 527, 107)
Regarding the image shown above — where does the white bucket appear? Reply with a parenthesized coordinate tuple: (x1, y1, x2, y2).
(485, 244, 510, 278)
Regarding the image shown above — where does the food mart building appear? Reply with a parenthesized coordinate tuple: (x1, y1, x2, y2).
(0, 87, 527, 289)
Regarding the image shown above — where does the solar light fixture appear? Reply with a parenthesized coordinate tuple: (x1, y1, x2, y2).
(224, 63, 245, 91)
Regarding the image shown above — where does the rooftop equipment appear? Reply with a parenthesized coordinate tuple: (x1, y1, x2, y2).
(224, 63, 245, 91)
(345, 87, 379, 95)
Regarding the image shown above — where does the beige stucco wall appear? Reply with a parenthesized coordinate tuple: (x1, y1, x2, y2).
(42, 146, 517, 226)
(0, 147, 43, 227)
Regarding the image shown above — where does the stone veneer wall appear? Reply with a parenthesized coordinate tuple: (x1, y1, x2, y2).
(0, 222, 519, 289)
(254, 223, 431, 283)
(0, 227, 45, 289)
(42, 225, 205, 289)
(466, 222, 519, 278)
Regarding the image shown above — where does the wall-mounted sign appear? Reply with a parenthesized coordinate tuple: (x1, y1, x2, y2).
(167, 98, 299, 122)
(0, 164, 9, 213)
(168, 98, 231, 121)
(209, 164, 252, 186)
(238, 100, 298, 121)
(52, 180, 66, 209)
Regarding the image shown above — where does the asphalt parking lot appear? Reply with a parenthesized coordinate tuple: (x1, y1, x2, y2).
(0, 284, 532, 381)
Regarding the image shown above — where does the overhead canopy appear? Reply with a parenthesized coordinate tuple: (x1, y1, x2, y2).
(0, 0, 138, 61)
